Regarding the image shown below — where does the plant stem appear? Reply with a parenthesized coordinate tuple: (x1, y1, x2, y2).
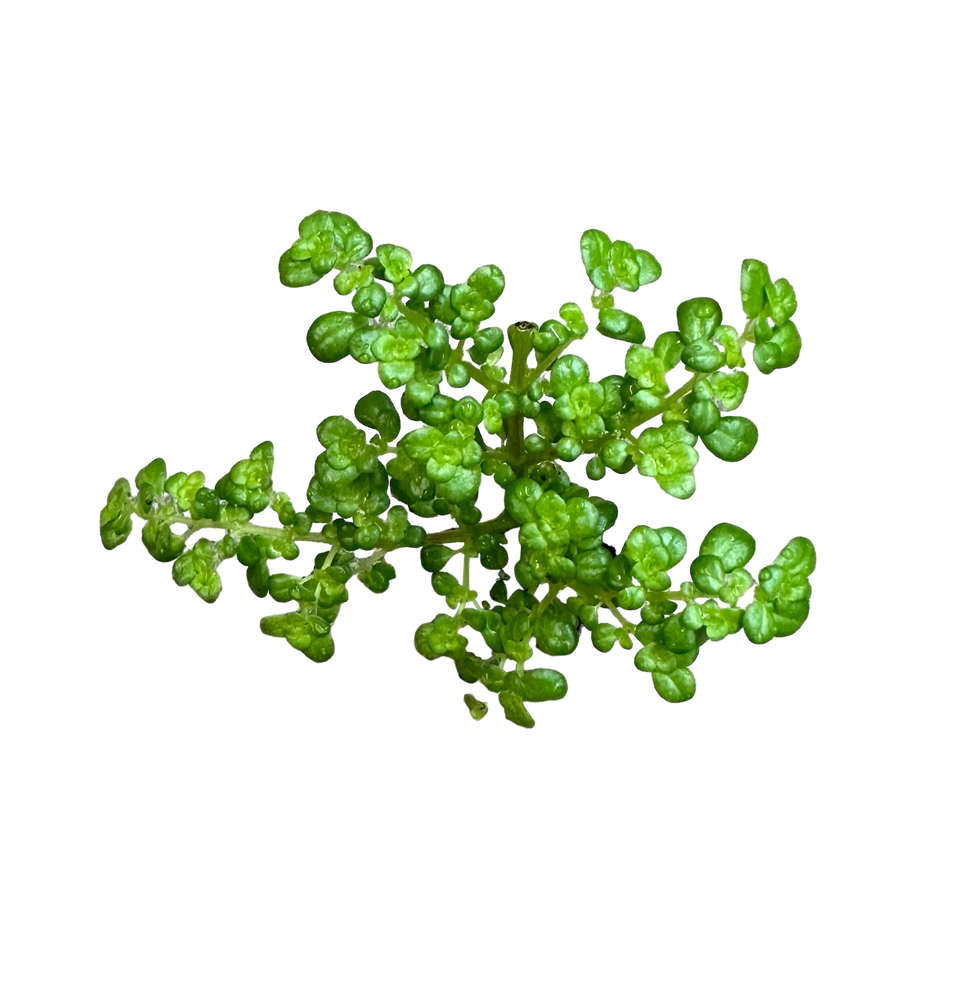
(507, 323, 532, 388)
(424, 511, 518, 545)
(519, 335, 583, 392)
(167, 514, 336, 547)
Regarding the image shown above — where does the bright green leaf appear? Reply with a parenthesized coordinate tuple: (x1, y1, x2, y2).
(99, 478, 134, 549)
(376, 243, 413, 283)
(767, 277, 797, 324)
(499, 690, 535, 728)
(740, 259, 770, 318)
(700, 522, 756, 571)
(754, 321, 802, 374)
(635, 423, 699, 498)
(677, 298, 721, 345)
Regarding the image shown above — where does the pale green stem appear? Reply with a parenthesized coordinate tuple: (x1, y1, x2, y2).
(169, 515, 336, 547)
(535, 582, 562, 616)
(603, 601, 637, 633)
(519, 337, 581, 392)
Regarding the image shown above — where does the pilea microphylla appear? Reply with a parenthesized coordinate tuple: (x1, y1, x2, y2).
(100, 211, 815, 728)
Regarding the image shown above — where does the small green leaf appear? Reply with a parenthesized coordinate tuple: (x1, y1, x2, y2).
(372, 318, 423, 362)
(687, 399, 720, 436)
(635, 642, 699, 702)
(652, 666, 696, 703)
(740, 259, 770, 318)
(377, 360, 416, 388)
(599, 438, 627, 469)
(681, 339, 724, 372)
(754, 321, 802, 374)
(715, 325, 745, 368)
(354, 389, 401, 441)
(141, 518, 186, 563)
(550, 355, 590, 395)
(464, 693, 488, 720)
(99, 477, 134, 549)
(581, 232, 660, 293)
(590, 623, 616, 652)
(677, 298, 721, 345)
(333, 264, 373, 296)
(135, 457, 167, 514)
(468, 264, 505, 302)
(261, 611, 337, 662)
(417, 549, 455, 573)
(745, 537, 816, 642)
(352, 282, 387, 317)
(581, 229, 613, 290)
(503, 478, 543, 524)
(172, 539, 222, 603)
(499, 690, 535, 728)
(700, 522, 756, 571)
(521, 668, 568, 702)
(308, 312, 372, 364)
(597, 307, 645, 343)
(376, 243, 413, 283)
(743, 601, 776, 643)
(703, 370, 749, 411)
(700, 600, 743, 640)
(633, 247, 666, 290)
(450, 283, 494, 322)
(280, 210, 372, 286)
(766, 277, 797, 324)
(701, 416, 758, 462)
(566, 497, 601, 542)
(653, 331, 684, 370)
(691, 554, 725, 594)
(516, 521, 544, 554)
(215, 441, 275, 513)
(360, 560, 396, 594)
(559, 302, 588, 336)
(164, 471, 206, 512)
(663, 614, 697, 653)
(635, 423, 699, 498)
(532, 600, 578, 656)
(625, 345, 669, 394)
(414, 613, 468, 661)
(586, 455, 606, 480)
(624, 525, 687, 591)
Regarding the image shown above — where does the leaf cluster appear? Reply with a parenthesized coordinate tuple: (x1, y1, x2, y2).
(100, 211, 814, 728)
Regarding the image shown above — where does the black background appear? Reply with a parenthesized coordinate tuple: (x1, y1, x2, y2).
(93, 199, 826, 742)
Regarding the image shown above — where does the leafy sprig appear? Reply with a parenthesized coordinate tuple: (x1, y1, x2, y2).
(100, 210, 815, 727)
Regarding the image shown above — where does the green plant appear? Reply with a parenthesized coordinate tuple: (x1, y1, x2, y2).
(100, 210, 815, 728)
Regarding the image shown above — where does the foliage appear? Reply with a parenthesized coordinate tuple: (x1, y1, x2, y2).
(100, 211, 815, 727)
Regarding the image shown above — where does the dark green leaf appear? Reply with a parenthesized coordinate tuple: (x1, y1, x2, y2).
(701, 417, 758, 462)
